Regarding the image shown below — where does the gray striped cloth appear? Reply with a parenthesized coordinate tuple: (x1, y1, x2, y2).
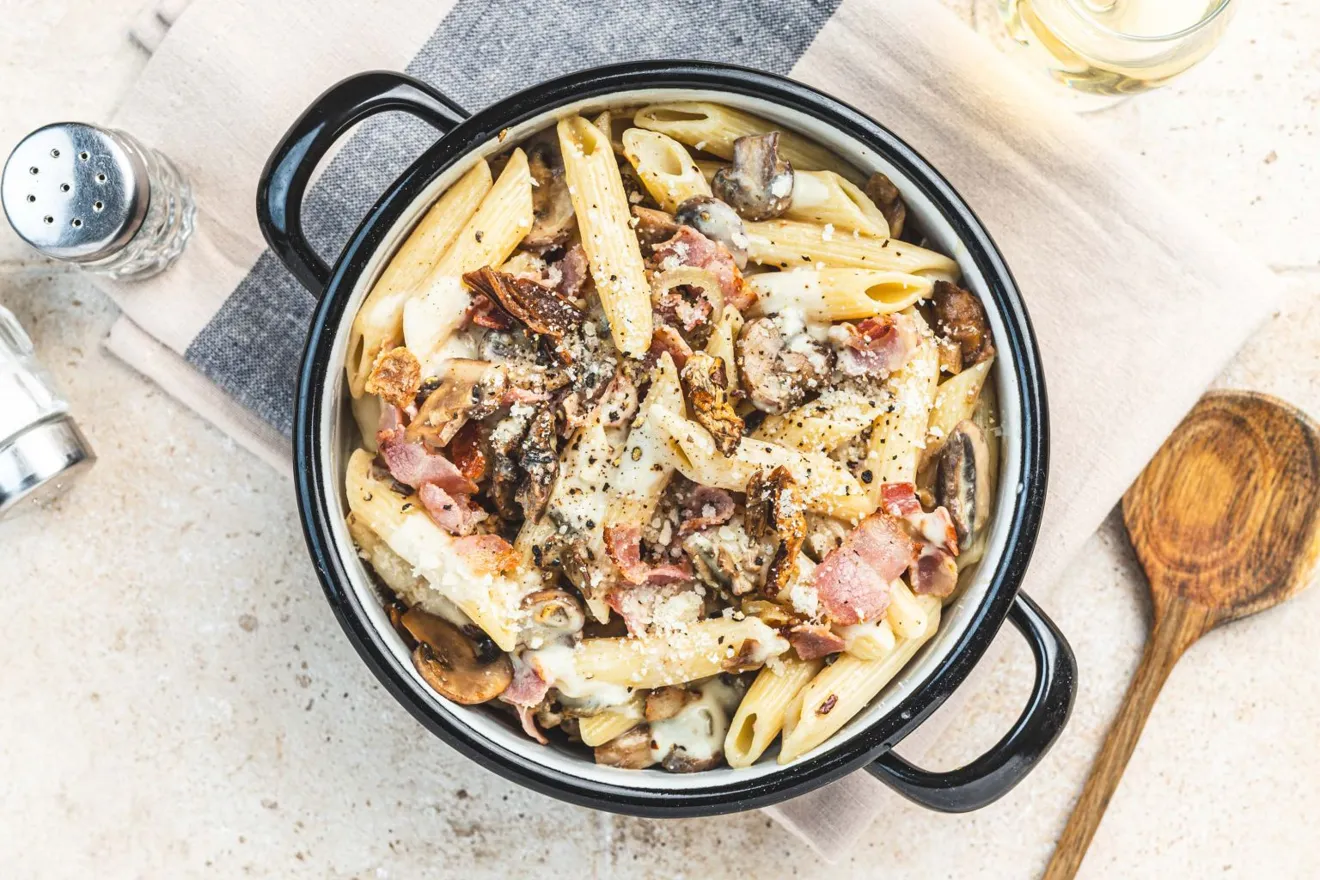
(99, 0, 1279, 856)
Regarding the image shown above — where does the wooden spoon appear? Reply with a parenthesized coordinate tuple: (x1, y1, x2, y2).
(1044, 390, 1320, 880)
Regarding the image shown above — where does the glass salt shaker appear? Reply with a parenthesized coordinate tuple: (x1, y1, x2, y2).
(1, 122, 194, 280)
(0, 304, 95, 518)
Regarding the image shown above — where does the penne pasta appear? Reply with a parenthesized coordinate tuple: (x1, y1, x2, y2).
(778, 595, 941, 763)
(861, 310, 940, 493)
(744, 219, 960, 278)
(885, 577, 929, 640)
(724, 656, 824, 768)
(633, 102, 851, 179)
(530, 617, 789, 691)
(748, 268, 933, 322)
(837, 618, 898, 661)
(752, 390, 889, 454)
(558, 116, 652, 356)
(785, 170, 890, 236)
(704, 304, 744, 389)
(344, 449, 529, 651)
(579, 705, 645, 748)
(621, 128, 712, 213)
(921, 357, 994, 469)
(652, 406, 875, 521)
(604, 353, 684, 528)
(346, 160, 493, 397)
(402, 151, 535, 364)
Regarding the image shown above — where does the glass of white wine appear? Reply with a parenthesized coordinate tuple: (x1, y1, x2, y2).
(979, 0, 1237, 109)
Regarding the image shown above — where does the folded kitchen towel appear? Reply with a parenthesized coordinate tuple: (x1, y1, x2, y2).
(89, 0, 1282, 857)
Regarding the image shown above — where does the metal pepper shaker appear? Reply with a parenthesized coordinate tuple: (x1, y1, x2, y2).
(0, 305, 95, 518)
(2, 122, 195, 280)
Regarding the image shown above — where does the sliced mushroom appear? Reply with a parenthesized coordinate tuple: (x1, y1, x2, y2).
(593, 724, 657, 769)
(863, 171, 907, 239)
(711, 132, 794, 221)
(516, 404, 559, 522)
(523, 139, 576, 249)
(631, 205, 681, 251)
(680, 351, 744, 456)
(644, 686, 695, 723)
(402, 607, 512, 704)
(520, 588, 586, 645)
(674, 196, 749, 268)
(735, 317, 832, 414)
(462, 267, 585, 359)
(407, 359, 504, 447)
(364, 347, 421, 410)
(936, 420, 991, 547)
(931, 281, 995, 370)
(745, 466, 807, 599)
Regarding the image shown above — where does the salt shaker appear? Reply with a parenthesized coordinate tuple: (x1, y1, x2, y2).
(1, 122, 194, 280)
(0, 305, 95, 518)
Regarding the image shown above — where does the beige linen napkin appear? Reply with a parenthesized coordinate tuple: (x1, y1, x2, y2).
(86, 0, 1280, 857)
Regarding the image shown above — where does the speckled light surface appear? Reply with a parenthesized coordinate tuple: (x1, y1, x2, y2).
(1, 1, 1317, 877)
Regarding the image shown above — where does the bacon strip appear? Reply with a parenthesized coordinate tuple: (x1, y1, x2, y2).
(811, 513, 916, 625)
(833, 313, 919, 377)
(377, 423, 477, 495)
(649, 325, 694, 371)
(876, 482, 960, 597)
(418, 483, 488, 536)
(788, 624, 847, 661)
(650, 226, 754, 313)
(603, 524, 693, 586)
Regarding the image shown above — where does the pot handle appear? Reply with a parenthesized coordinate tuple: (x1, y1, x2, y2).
(256, 71, 468, 297)
(867, 591, 1076, 812)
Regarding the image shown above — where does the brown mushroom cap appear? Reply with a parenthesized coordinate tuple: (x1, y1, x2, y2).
(863, 171, 907, 240)
(936, 420, 991, 547)
(402, 607, 512, 704)
(593, 724, 657, 769)
(523, 139, 576, 250)
(712, 132, 794, 222)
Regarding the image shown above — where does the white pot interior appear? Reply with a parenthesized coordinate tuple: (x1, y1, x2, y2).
(316, 87, 1025, 792)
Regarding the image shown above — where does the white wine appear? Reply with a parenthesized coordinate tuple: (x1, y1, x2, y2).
(997, 0, 1235, 99)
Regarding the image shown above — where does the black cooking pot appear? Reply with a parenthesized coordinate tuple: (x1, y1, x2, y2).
(257, 62, 1074, 817)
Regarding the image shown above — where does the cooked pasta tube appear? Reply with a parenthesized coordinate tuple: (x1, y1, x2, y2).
(748, 268, 933, 322)
(621, 128, 712, 213)
(885, 577, 929, 640)
(862, 310, 940, 493)
(402, 151, 535, 364)
(704, 304, 744, 388)
(559, 116, 652, 356)
(785, 171, 890, 236)
(579, 704, 645, 747)
(745, 219, 959, 278)
(724, 656, 824, 768)
(837, 618, 898, 661)
(752, 391, 888, 454)
(921, 357, 994, 468)
(344, 449, 529, 651)
(528, 617, 789, 691)
(633, 102, 847, 178)
(779, 595, 941, 762)
(651, 407, 874, 521)
(346, 160, 492, 397)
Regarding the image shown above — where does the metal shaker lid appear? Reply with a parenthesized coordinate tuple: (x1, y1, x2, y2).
(0, 416, 95, 519)
(1, 123, 151, 262)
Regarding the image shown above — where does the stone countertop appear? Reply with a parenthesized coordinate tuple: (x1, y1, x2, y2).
(1, 1, 1317, 877)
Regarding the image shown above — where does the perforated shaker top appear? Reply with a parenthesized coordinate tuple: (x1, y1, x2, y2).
(1, 122, 151, 262)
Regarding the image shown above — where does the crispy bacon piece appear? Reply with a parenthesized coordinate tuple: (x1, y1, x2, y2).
(377, 422, 477, 495)
(677, 485, 736, 537)
(681, 352, 743, 456)
(453, 534, 519, 577)
(932, 281, 994, 370)
(832, 313, 919, 378)
(811, 512, 916, 625)
(365, 347, 422, 410)
(418, 483, 488, 536)
(462, 267, 585, 352)
(911, 545, 959, 598)
(789, 624, 847, 661)
(649, 325, 694, 372)
(650, 225, 755, 312)
(501, 658, 551, 745)
(550, 243, 589, 299)
(879, 482, 922, 517)
(875, 481, 960, 596)
(603, 524, 693, 586)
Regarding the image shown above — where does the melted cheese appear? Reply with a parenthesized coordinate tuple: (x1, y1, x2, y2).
(649, 677, 744, 766)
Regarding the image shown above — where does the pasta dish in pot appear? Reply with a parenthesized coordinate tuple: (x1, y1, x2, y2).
(341, 100, 999, 772)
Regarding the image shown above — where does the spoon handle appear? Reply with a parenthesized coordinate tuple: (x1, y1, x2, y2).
(1043, 598, 1211, 880)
